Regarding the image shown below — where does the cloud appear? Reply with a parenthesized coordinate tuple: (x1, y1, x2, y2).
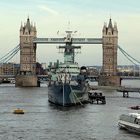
(38, 5, 59, 15)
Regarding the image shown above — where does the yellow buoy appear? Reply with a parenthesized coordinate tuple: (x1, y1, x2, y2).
(13, 108, 25, 114)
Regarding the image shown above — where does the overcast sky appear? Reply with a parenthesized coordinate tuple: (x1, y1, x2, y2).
(0, 0, 140, 66)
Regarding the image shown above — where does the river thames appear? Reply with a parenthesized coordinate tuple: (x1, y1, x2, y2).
(0, 80, 140, 140)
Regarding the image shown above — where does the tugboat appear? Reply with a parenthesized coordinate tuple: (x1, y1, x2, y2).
(118, 113, 140, 134)
(48, 30, 89, 106)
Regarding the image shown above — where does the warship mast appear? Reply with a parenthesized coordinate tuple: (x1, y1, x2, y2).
(59, 30, 81, 63)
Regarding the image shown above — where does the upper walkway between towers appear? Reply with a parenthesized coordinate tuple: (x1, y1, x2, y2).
(33, 38, 103, 44)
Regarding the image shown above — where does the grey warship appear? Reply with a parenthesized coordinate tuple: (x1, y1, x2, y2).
(48, 30, 89, 106)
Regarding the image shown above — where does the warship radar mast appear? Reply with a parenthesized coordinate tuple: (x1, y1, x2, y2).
(59, 30, 81, 63)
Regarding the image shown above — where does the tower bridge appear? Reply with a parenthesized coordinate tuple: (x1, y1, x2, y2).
(2, 17, 120, 87)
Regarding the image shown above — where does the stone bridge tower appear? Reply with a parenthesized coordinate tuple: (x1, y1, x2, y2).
(15, 18, 38, 87)
(99, 19, 120, 86)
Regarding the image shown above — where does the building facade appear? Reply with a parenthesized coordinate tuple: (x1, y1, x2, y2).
(0, 63, 19, 75)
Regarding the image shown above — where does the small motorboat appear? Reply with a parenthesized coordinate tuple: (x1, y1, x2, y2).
(13, 108, 25, 114)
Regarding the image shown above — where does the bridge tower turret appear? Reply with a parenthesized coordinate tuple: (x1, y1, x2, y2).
(102, 18, 118, 76)
(20, 17, 37, 75)
(15, 17, 38, 87)
(99, 18, 120, 86)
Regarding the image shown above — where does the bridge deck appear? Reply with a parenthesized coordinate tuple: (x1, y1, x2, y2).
(117, 87, 140, 92)
(117, 86, 140, 97)
(120, 76, 140, 79)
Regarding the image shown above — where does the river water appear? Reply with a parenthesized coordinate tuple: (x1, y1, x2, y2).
(0, 80, 140, 140)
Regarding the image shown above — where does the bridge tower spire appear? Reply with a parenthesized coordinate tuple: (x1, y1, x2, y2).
(99, 18, 120, 86)
(16, 17, 38, 87)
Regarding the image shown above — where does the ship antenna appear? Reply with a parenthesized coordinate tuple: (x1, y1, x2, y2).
(68, 21, 70, 30)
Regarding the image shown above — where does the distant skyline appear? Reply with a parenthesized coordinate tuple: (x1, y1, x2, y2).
(0, 0, 140, 66)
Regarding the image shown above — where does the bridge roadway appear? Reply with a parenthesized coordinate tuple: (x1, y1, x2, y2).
(117, 87, 140, 92)
(1, 75, 140, 79)
(33, 38, 103, 44)
(117, 86, 140, 97)
(0, 75, 48, 78)
(120, 76, 140, 79)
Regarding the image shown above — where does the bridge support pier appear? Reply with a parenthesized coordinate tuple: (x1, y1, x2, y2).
(123, 91, 129, 98)
(98, 75, 120, 87)
(15, 17, 38, 87)
(15, 75, 39, 87)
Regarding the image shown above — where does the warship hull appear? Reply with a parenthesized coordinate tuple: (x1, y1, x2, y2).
(47, 29, 89, 106)
(48, 83, 88, 106)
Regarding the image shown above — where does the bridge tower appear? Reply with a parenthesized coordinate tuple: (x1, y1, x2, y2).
(99, 18, 120, 86)
(15, 17, 38, 87)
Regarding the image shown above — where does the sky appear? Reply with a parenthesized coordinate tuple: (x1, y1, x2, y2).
(0, 0, 140, 66)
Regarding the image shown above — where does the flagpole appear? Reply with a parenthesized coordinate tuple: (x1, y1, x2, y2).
(63, 82, 64, 106)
